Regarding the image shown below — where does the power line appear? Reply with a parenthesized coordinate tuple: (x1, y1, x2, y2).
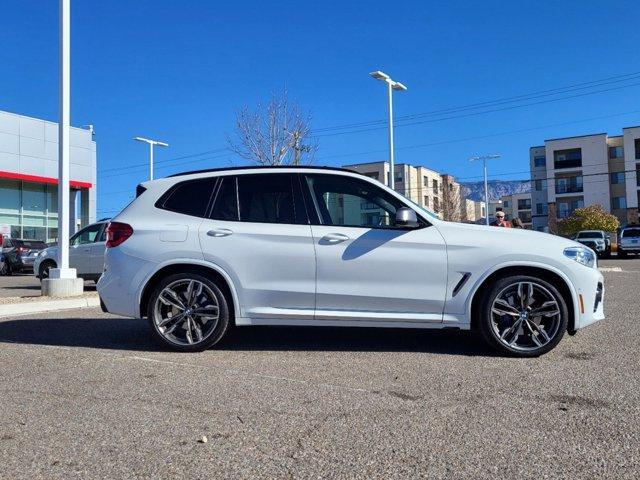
(312, 81, 640, 138)
(312, 71, 640, 133)
(98, 148, 229, 174)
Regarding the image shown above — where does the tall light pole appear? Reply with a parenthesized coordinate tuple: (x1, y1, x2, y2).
(134, 137, 169, 180)
(370, 71, 407, 190)
(469, 154, 501, 226)
(43, 0, 83, 296)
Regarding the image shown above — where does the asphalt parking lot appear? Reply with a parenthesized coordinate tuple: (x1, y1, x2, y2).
(0, 273, 95, 299)
(1, 258, 639, 479)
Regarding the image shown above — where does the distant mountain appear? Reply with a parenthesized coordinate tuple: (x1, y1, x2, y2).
(462, 180, 531, 202)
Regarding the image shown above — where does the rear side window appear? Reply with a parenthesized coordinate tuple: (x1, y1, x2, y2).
(157, 178, 216, 218)
(211, 174, 306, 225)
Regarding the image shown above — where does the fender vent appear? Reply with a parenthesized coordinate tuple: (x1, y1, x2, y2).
(452, 272, 471, 297)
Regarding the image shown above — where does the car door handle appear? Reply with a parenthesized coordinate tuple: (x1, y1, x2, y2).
(321, 233, 350, 243)
(207, 228, 233, 237)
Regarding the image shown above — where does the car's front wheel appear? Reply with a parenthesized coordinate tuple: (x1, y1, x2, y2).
(147, 272, 230, 352)
(478, 275, 568, 357)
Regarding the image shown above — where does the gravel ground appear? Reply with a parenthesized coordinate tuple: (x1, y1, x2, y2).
(0, 258, 638, 479)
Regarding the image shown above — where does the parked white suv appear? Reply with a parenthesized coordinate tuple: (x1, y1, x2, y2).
(97, 167, 605, 357)
(618, 225, 640, 258)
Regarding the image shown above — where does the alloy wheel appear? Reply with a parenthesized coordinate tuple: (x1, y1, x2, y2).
(490, 281, 562, 352)
(152, 279, 220, 346)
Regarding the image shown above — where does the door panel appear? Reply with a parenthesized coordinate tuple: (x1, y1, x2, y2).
(311, 225, 447, 321)
(303, 173, 447, 322)
(199, 174, 316, 321)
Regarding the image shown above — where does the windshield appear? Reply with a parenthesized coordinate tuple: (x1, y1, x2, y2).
(577, 232, 602, 239)
(622, 228, 640, 238)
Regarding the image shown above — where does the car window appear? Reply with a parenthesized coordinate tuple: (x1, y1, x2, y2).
(98, 224, 107, 242)
(211, 174, 306, 225)
(239, 174, 303, 224)
(211, 177, 239, 221)
(622, 228, 640, 238)
(71, 223, 103, 246)
(304, 173, 414, 228)
(158, 178, 216, 218)
(577, 232, 602, 239)
(3, 238, 13, 248)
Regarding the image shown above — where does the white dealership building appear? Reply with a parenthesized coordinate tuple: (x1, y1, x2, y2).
(0, 109, 97, 242)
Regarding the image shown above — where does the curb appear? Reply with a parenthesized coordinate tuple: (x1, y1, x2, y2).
(0, 296, 100, 319)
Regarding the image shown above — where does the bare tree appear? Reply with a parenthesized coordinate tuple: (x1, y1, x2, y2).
(440, 174, 464, 222)
(228, 89, 317, 166)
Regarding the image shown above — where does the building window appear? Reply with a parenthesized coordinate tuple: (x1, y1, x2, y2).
(364, 172, 379, 181)
(518, 198, 532, 210)
(557, 199, 584, 218)
(554, 148, 582, 169)
(536, 203, 549, 215)
(432, 179, 439, 193)
(503, 200, 509, 208)
(423, 196, 430, 207)
(423, 176, 429, 187)
(609, 146, 623, 159)
(533, 156, 546, 167)
(556, 176, 583, 194)
(520, 211, 532, 223)
(534, 179, 548, 191)
(635, 138, 640, 160)
(433, 197, 440, 213)
(612, 197, 627, 210)
(361, 202, 378, 210)
(610, 172, 625, 184)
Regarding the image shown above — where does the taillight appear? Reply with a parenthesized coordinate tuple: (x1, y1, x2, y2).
(106, 222, 133, 248)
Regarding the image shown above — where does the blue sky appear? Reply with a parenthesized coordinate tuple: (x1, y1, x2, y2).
(2, 0, 639, 217)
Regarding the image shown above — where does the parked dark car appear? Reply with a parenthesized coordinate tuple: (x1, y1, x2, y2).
(1, 238, 48, 274)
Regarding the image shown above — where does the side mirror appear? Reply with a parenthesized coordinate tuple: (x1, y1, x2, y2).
(395, 207, 419, 228)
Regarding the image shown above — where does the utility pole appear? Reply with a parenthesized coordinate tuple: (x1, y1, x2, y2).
(369, 71, 407, 190)
(134, 137, 169, 180)
(469, 155, 501, 226)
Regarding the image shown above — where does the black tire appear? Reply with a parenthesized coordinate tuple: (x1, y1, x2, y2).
(39, 260, 56, 280)
(477, 274, 568, 358)
(618, 249, 627, 258)
(0, 262, 8, 276)
(147, 272, 230, 352)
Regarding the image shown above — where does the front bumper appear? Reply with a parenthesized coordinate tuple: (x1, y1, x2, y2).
(571, 266, 605, 331)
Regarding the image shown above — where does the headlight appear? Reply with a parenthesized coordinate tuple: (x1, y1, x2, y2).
(564, 246, 597, 268)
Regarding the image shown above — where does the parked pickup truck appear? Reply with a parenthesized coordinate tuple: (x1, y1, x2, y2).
(574, 230, 611, 258)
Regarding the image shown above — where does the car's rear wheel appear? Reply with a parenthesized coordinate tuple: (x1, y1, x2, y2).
(147, 272, 230, 352)
(39, 260, 56, 280)
(478, 275, 568, 357)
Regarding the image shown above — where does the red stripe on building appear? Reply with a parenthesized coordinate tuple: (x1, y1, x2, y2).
(0, 170, 92, 189)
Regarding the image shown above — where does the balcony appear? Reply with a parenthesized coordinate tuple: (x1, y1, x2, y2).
(555, 177, 583, 194)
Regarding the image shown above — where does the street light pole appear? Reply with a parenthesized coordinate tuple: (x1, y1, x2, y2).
(469, 155, 501, 226)
(370, 71, 407, 190)
(42, 0, 83, 296)
(134, 137, 169, 180)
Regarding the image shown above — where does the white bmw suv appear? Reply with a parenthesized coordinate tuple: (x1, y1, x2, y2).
(97, 167, 604, 357)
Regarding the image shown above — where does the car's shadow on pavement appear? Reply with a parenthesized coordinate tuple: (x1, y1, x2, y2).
(0, 316, 494, 356)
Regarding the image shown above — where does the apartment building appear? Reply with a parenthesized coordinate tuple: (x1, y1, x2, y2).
(343, 161, 483, 222)
(530, 126, 640, 232)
